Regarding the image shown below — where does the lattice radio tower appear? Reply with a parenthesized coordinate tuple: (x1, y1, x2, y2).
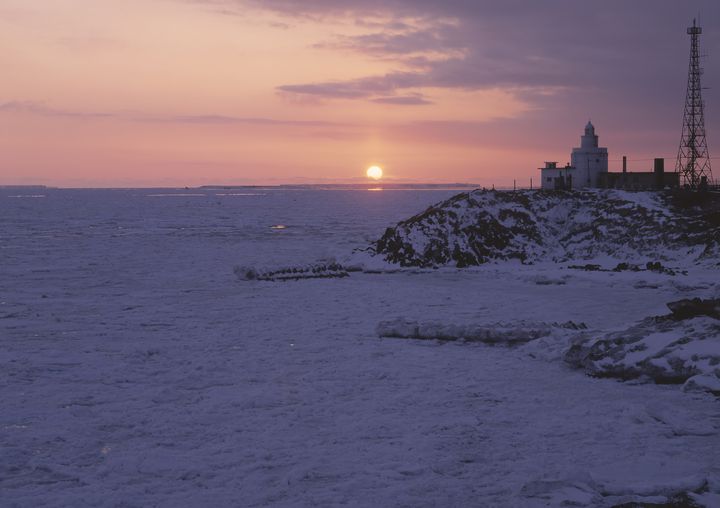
(676, 19, 713, 189)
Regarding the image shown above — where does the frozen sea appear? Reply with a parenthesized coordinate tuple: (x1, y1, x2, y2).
(1, 187, 719, 507)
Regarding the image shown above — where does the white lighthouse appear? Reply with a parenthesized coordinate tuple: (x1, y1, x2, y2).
(540, 121, 609, 190)
(570, 121, 608, 187)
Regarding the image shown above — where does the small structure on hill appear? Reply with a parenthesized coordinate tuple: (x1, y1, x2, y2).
(599, 157, 679, 190)
(539, 161, 574, 190)
(540, 122, 679, 191)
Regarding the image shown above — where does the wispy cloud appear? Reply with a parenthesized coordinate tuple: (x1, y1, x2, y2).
(372, 94, 432, 105)
(147, 114, 343, 127)
(314, 22, 464, 58)
(215, 0, 719, 129)
(277, 72, 419, 99)
(0, 101, 114, 118)
(0, 100, 347, 127)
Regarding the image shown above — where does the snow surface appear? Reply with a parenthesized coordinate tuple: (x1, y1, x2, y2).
(1, 188, 719, 506)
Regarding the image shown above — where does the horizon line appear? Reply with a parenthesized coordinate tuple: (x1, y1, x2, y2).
(0, 182, 486, 190)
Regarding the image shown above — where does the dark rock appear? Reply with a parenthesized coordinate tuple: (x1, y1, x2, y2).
(235, 263, 349, 282)
(569, 263, 604, 271)
(667, 298, 720, 320)
(610, 491, 705, 508)
(613, 262, 641, 272)
(646, 261, 677, 275)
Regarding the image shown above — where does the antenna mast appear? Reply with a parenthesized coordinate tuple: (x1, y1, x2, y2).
(676, 19, 713, 189)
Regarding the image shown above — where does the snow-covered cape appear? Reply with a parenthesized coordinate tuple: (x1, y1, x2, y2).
(374, 189, 720, 267)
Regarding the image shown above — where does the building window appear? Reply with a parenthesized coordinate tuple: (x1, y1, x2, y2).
(546, 177, 552, 182)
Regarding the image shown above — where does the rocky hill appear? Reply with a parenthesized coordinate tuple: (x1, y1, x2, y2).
(564, 298, 720, 393)
(375, 189, 720, 268)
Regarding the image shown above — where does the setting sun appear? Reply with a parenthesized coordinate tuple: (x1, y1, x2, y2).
(366, 166, 383, 180)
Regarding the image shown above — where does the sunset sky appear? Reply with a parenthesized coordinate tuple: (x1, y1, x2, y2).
(1, 0, 718, 187)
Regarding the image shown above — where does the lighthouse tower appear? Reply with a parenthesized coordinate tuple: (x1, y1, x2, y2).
(570, 121, 608, 187)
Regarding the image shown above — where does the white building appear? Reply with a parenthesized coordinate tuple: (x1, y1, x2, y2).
(540, 121, 608, 190)
(571, 121, 608, 187)
(539, 161, 574, 190)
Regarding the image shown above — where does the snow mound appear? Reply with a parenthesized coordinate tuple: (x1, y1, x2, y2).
(565, 299, 720, 387)
(520, 472, 601, 506)
(521, 472, 713, 507)
(377, 318, 586, 344)
(375, 189, 720, 267)
(684, 374, 720, 396)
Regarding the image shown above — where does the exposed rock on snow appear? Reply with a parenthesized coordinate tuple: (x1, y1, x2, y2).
(527, 274, 569, 285)
(375, 189, 720, 268)
(569, 261, 684, 275)
(667, 297, 720, 320)
(565, 299, 720, 386)
(377, 318, 586, 344)
(234, 262, 350, 281)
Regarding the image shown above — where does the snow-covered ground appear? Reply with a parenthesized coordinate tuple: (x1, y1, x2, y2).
(1, 188, 719, 506)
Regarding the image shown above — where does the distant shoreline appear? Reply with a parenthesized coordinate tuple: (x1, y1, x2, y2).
(0, 185, 51, 189)
(200, 183, 481, 190)
(1, 183, 483, 191)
